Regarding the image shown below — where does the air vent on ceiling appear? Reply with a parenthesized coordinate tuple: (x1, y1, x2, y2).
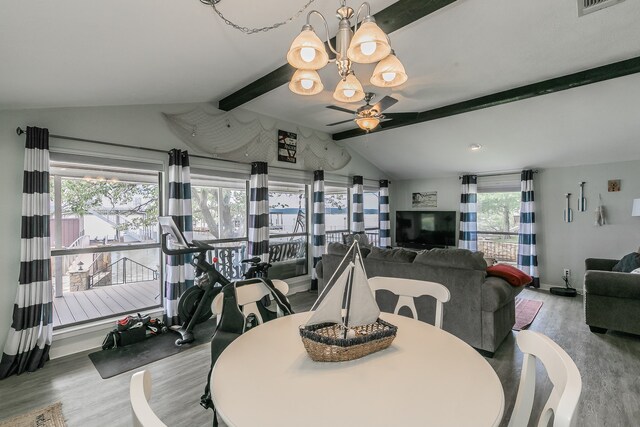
(578, 0, 625, 16)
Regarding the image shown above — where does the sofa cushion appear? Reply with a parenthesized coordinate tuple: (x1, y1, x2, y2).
(486, 264, 532, 287)
(327, 242, 370, 258)
(367, 247, 417, 263)
(612, 252, 640, 273)
(413, 248, 487, 271)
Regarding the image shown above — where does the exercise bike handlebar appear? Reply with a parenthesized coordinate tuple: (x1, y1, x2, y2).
(161, 233, 217, 256)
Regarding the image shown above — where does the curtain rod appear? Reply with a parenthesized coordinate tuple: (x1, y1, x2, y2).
(15, 127, 383, 182)
(458, 170, 539, 180)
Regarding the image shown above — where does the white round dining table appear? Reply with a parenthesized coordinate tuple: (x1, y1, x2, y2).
(211, 312, 504, 427)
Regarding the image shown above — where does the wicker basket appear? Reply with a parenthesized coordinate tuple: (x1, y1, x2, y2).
(299, 318, 397, 362)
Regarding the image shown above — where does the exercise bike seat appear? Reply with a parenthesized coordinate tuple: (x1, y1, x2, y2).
(211, 279, 289, 325)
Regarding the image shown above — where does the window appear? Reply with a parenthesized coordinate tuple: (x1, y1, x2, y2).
(363, 190, 380, 246)
(50, 160, 162, 328)
(191, 175, 248, 280)
(477, 175, 521, 263)
(324, 185, 349, 244)
(268, 182, 308, 280)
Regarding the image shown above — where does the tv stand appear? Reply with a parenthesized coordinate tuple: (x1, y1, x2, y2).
(396, 243, 447, 251)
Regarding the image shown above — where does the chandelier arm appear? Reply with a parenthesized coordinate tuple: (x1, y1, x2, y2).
(353, 2, 372, 34)
(307, 10, 338, 55)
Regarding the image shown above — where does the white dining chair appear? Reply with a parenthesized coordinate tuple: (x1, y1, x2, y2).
(508, 330, 582, 427)
(130, 370, 167, 427)
(212, 279, 289, 325)
(368, 276, 450, 328)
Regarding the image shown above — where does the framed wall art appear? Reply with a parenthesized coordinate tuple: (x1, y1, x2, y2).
(412, 191, 437, 208)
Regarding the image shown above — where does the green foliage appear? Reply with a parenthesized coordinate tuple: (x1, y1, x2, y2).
(477, 192, 521, 233)
(57, 178, 158, 231)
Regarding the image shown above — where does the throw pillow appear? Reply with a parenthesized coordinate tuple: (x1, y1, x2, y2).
(367, 246, 417, 263)
(612, 252, 640, 273)
(630, 268, 640, 274)
(327, 242, 370, 258)
(486, 264, 532, 287)
(413, 248, 487, 271)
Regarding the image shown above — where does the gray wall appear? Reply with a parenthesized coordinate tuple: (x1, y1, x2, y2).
(392, 160, 640, 289)
(0, 103, 387, 355)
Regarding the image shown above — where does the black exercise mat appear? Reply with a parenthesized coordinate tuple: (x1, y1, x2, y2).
(88, 319, 216, 379)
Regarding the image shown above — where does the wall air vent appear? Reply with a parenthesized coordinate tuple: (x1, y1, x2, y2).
(578, 0, 625, 16)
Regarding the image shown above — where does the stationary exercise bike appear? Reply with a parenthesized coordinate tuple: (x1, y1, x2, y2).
(159, 217, 272, 346)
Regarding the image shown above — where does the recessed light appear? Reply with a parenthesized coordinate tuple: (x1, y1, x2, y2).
(470, 144, 482, 151)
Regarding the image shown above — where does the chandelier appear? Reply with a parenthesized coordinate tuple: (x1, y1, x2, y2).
(286, 1, 407, 103)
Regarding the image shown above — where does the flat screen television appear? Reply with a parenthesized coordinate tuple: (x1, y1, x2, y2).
(395, 211, 457, 249)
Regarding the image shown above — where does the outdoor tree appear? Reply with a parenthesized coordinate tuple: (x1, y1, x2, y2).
(477, 192, 521, 234)
(56, 178, 158, 236)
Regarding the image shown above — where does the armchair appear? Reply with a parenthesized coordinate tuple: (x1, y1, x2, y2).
(584, 258, 640, 335)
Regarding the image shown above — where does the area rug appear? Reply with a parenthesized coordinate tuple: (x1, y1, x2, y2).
(88, 318, 216, 379)
(0, 402, 66, 427)
(513, 297, 543, 331)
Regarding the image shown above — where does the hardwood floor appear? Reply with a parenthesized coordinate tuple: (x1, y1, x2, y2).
(0, 288, 638, 426)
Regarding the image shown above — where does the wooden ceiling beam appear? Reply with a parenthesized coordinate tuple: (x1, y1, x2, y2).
(332, 55, 640, 140)
(217, 0, 457, 111)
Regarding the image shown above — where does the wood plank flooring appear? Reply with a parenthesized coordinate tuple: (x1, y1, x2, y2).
(1, 289, 639, 426)
(52, 281, 161, 328)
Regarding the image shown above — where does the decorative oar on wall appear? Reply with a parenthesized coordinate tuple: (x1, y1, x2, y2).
(564, 193, 573, 223)
(578, 182, 586, 212)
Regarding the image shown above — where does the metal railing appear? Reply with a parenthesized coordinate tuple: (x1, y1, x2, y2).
(478, 232, 519, 263)
(326, 229, 380, 247)
(89, 257, 158, 288)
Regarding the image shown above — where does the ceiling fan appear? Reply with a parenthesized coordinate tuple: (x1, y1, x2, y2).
(325, 93, 412, 132)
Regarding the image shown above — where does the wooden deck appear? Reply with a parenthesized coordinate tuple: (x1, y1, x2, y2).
(52, 280, 162, 328)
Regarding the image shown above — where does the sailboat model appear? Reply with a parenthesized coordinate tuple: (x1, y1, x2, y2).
(299, 241, 398, 362)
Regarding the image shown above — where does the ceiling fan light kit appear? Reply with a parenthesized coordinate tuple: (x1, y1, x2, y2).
(286, 1, 407, 131)
(355, 116, 380, 132)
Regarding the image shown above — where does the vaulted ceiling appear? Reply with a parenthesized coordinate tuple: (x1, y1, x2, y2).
(1, 0, 640, 179)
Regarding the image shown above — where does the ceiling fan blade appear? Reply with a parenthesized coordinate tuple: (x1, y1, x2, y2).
(384, 112, 419, 121)
(370, 96, 398, 113)
(326, 105, 357, 114)
(326, 119, 355, 126)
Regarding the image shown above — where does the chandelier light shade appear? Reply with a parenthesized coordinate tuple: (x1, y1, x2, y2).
(289, 69, 324, 95)
(355, 116, 380, 131)
(347, 19, 392, 64)
(370, 51, 407, 88)
(286, 27, 329, 70)
(333, 73, 365, 103)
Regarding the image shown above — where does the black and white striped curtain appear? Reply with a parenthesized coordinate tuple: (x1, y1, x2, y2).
(0, 127, 53, 379)
(379, 180, 390, 248)
(165, 149, 194, 326)
(311, 170, 325, 291)
(248, 162, 269, 262)
(458, 174, 478, 251)
(517, 170, 540, 288)
(351, 175, 364, 234)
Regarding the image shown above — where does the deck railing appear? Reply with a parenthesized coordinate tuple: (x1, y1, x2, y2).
(89, 257, 158, 288)
(326, 229, 380, 247)
(478, 232, 519, 263)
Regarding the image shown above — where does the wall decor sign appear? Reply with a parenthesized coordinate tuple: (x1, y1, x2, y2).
(412, 191, 437, 208)
(607, 179, 621, 192)
(277, 130, 297, 163)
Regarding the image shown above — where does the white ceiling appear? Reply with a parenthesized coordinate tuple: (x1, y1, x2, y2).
(1, 0, 640, 179)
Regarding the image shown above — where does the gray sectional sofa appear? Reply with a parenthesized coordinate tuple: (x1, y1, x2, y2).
(316, 245, 523, 356)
